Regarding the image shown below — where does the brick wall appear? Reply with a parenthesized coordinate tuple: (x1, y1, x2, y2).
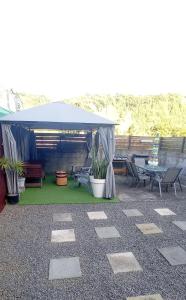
(37, 142, 87, 174)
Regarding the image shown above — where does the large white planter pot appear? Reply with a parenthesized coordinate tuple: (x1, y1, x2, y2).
(90, 177, 106, 198)
(18, 177, 25, 193)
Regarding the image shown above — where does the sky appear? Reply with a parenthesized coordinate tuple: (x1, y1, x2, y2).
(0, 0, 186, 99)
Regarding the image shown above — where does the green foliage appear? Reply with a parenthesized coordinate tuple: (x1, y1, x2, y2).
(92, 158, 108, 179)
(11, 161, 24, 176)
(64, 94, 186, 136)
(18, 92, 186, 137)
(0, 157, 10, 170)
(19, 93, 50, 109)
(0, 157, 24, 176)
(91, 149, 108, 179)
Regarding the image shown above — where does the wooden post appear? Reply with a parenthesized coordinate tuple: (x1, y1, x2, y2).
(128, 135, 131, 150)
(181, 137, 186, 153)
(159, 137, 163, 151)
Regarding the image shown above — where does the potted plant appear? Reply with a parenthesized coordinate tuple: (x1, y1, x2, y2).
(13, 161, 25, 193)
(90, 156, 108, 198)
(0, 157, 24, 204)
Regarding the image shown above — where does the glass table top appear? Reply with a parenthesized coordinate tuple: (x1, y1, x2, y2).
(136, 164, 167, 173)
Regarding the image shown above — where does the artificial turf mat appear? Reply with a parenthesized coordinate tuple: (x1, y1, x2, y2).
(19, 176, 119, 205)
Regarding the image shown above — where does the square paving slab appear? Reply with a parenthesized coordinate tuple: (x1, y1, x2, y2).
(154, 208, 176, 216)
(158, 246, 186, 265)
(95, 226, 121, 239)
(53, 213, 72, 222)
(51, 229, 75, 242)
(127, 294, 163, 300)
(118, 194, 134, 201)
(49, 257, 81, 280)
(138, 193, 157, 200)
(172, 221, 186, 231)
(123, 209, 143, 217)
(107, 252, 142, 274)
(136, 223, 163, 235)
(87, 211, 107, 220)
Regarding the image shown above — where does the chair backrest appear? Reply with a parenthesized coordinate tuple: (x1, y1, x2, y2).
(179, 167, 186, 185)
(132, 154, 149, 163)
(126, 160, 135, 177)
(162, 167, 182, 183)
(130, 162, 139, 179)
(77, 173, 90, 185)
(84, 158, 92, 168)
(134, 157, 146, 167)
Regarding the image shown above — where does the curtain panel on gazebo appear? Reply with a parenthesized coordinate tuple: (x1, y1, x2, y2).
(86, 131, 93, 159)
(1, 124, 18, 194)
(11, 127, 37, 161)
(98, 126, 116, 198)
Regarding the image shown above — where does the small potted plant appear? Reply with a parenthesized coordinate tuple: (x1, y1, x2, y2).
(13, 161, 25, 193)
(90, 155, 108, 198)
(0, 157, 24, 204)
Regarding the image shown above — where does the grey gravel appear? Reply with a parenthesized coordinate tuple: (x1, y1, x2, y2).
(0, 176, 186, 300)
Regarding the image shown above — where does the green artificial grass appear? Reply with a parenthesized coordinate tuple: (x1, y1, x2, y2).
(19, 176, 119, 205)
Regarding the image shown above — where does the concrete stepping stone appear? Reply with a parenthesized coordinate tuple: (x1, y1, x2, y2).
(172, 221, 186, 231)
(87, 211, 107, 220)
(95, 226, 121, 239)
(49, 257, 81, 280)
(139, 193, 157, 199)
(154, 208, 176, 216)
(53, 213, 72, 222)
(118, 194, 134, 201)
(51, 229, 75, 242)
(136, 223, 163, 235)
(127, 294, 163, 300)
(123, 209, 143, 217)
(158, 246, 186, 265)
(107, 252, 142, 274)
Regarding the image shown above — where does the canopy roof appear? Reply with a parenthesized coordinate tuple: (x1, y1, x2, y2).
(0, 102, 115, 130)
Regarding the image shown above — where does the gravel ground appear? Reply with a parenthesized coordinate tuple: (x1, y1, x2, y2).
(0, 178, 186, 300)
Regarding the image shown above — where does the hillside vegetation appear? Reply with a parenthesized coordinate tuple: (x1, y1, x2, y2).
(19, 93, 186, 136)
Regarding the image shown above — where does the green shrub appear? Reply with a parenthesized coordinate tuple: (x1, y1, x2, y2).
(0, 157, 24, 176)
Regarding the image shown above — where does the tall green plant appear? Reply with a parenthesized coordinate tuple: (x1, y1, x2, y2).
(91, 149, 108, 179)
(0, 157, 11, 170)
(10, 161, 24, 176)
(0, 157, 24, 176)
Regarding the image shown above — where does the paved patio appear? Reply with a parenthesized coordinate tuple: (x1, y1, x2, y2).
(0, 176, 186, 299)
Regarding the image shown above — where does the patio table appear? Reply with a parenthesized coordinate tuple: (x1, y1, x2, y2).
(136, 164, 167, 177)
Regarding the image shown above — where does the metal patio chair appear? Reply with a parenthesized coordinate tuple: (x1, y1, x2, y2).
(130, 162, 151, 187)
(134, 157, 146, 168)
(126, 160, 135, 186)
(126, 160, 150, 187)
(73, 158, 92, 192)
(150, 167, 182, 197)
(71, 157, 92, 174)
(132, 154, 149, 166)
